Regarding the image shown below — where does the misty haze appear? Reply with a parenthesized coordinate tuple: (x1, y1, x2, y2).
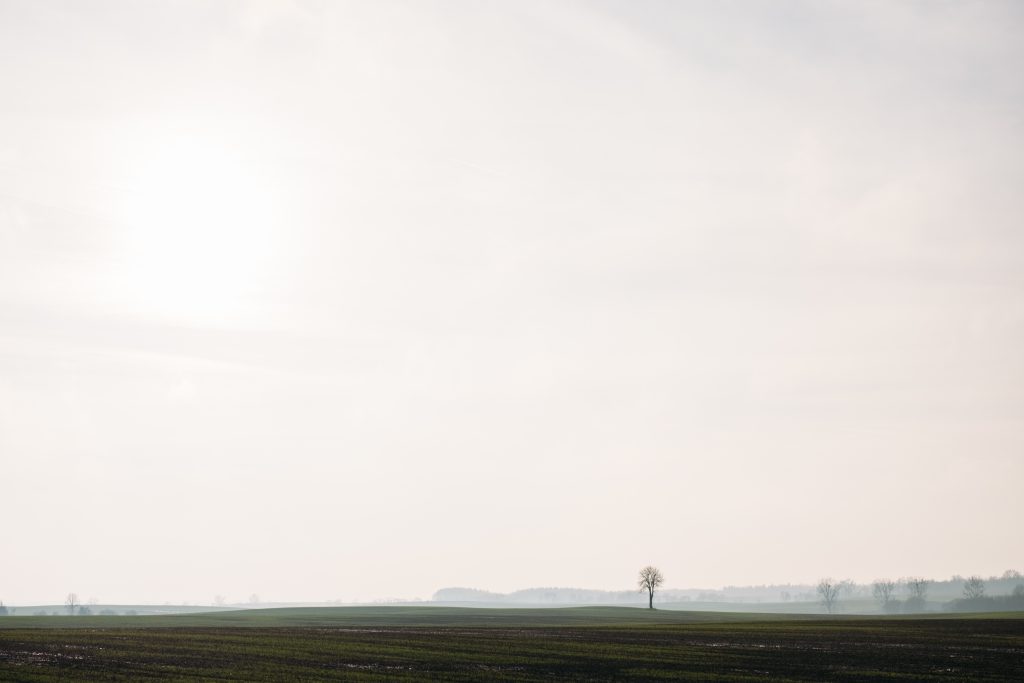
(1, 1, 1022, 680)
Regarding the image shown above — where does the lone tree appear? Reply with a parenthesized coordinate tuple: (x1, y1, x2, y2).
(638, 566, 664, 609)
(871, 579, 896, 609)
(817, 578, 841, 614)
(963, 576, 985, 600)
(65, 593, 79, 616)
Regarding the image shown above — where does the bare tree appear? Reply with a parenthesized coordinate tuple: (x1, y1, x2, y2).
(963, 576, 985, 600)
(65, 593, 79, 615)
(902, 577, 928, 612)
(903, 577, 928, 599)
(638, 566, 664, 609)
(871, 579, 896, 609)
(817, 578, 841, 614)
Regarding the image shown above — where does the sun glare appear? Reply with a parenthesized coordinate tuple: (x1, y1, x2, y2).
(108, 135, 283, 325)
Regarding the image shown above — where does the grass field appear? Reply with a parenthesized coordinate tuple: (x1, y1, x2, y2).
(1, 607, 1022, 681)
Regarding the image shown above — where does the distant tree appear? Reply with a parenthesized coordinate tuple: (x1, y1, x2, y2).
(963, 576, 985, 600)
(638, 566, 664, 609)
(214, 595, 226, 607)
(0, 601, 8, 616)
(1002, 569, 1022, 581)
(871, 579, 896, 609)
(817, 578, 841, 614)
(903, 577, 928, 598)
(249, 594, 260, 606)
(65, 593, 79, 616)
(1014, 585, 1024, 598)
(78, 605, 92, 616)
(902, 577, 928, 612)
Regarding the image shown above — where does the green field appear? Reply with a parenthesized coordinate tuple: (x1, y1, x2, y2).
(1, 607, 1022, 681)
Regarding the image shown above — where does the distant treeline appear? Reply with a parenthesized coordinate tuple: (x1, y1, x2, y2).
(947, 592, 1024, 613)
(434, 570, 1024, 613)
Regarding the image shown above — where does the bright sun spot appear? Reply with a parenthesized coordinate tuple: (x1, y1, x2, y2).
(108, 135, 284, 325)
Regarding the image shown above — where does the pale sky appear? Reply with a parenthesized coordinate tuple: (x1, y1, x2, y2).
(1, 0, 1022, 604)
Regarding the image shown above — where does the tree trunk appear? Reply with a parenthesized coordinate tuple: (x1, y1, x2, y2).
(648, 590, 653, 609)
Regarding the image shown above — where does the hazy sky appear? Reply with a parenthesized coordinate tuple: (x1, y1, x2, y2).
(2, 0, 1023, 604)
